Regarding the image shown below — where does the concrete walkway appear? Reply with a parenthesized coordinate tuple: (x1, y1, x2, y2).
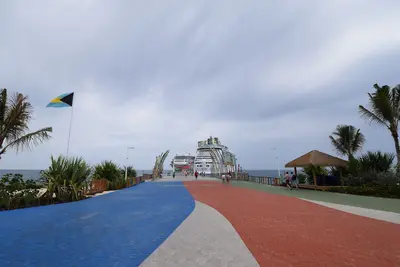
(232, 180, 400, 213)
(301, 198, 400, 224)
(3, 179, 399, 266)
(141, 201, 258, 267)
(154, 175, 219, 182)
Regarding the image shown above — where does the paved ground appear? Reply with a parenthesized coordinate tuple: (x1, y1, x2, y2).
(184, 181, 400, 267)
(301, 198, 400, 224)
(154, 175, 219, 182)
(0, 182, 194, 267)
(1, 179, 399, 266)
(232, 180, 400, 213)
(141, 200, 258, 267)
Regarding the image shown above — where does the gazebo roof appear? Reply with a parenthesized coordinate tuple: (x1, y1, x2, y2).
(285, 150, 347, 168)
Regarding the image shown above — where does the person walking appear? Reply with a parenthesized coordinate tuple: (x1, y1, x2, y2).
(291, 172, 298, 190)
(195, 171, 198, 180)
(284, 172, 292, 190)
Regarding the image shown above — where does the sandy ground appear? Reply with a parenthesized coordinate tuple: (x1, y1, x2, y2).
(140, 200, 259, 267)
(301, 198, 400, 224)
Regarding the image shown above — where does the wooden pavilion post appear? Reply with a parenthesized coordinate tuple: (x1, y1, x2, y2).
(339, 170, 343, 186)
(312, 169, 317, 190)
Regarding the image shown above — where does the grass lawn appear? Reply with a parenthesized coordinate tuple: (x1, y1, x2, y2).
(231, 181, 400, 213)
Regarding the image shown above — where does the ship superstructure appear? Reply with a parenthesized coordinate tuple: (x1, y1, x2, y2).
(195, 136, 236, 175)
(171, 154, 195, 173)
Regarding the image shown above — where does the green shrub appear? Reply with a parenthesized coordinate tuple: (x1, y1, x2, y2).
(328, 171, 400, 198)
(93, 161, 122, 182)
(0, 173, 41, 210)
(327, 185, 400, 198)
(40, 155, 92, 203)
(302, 166, 327, 184)
(93, 161, 126, 190)
(108, 179, 126, 190)
(120, 166, 137, 178)
(297, 173, 307, 184)
(358, 151, 395, 173)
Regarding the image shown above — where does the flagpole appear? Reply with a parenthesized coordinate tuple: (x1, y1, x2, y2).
(66, 105, 74, 157)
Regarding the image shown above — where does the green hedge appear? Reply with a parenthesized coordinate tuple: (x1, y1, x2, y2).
(327, 185, 400, 199)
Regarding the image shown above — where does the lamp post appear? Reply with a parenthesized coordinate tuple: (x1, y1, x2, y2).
(125, 147, 135, 181)
(270, 147, 281, 178)
(234, 155, 238, 179)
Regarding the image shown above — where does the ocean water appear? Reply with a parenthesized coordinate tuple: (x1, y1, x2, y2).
(0, 169, 156, 180)
(246, 169, 295, 177)
(0, 169, 43, 180)
(1, 169, 291, 180)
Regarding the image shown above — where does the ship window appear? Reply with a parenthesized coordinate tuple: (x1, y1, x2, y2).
(206, 165, 210, 167)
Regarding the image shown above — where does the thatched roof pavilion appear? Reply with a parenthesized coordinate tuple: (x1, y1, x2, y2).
(285, 150, 347, 188)
(285, 150, 347, 168)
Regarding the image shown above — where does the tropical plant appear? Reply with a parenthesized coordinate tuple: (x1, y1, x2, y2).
(0, 88, 52, 159)
(359, 83, 400, 172)
(329, 124, 365, 160)
(297, 173, 307, 184)
(0, 173, 41, 210)
(329, 165, 350, 178)
(152, 150, 170, 178)
(303, 165, 328, 184)
(357, 151, 395, 173)
(93, 161, 122, 182)
(120, 166, 137, 178)
(40, 155, 91, 202)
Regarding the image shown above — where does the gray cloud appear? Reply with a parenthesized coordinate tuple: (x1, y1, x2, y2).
(1, 0, 400, 170)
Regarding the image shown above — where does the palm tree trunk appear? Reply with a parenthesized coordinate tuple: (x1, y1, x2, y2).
(391, 131, 400, 173)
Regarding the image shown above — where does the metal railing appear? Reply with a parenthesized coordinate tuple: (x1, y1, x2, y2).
(246, 176, 280, 186)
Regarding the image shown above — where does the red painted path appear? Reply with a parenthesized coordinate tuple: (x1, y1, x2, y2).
(184, 181, 400, 267)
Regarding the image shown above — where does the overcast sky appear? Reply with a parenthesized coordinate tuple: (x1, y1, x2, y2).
(1, 0, 400, 170)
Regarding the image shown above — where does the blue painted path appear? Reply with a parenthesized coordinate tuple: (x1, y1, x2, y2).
(0, 182, 195, 267)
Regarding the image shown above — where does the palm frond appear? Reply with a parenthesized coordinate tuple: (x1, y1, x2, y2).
(358, 151, 395, 173)
(369, 85, 395, 123)
(3, 92, 33, 141)
(1, 127, 52, 154)
(352, 129, 366, 153)
(329, 135, 347, 156)
(0, 89, 7, 130)
(358, 105, 389, 128)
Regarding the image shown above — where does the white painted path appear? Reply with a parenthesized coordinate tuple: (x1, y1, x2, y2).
(301, 198, 400, 224)
(153, 175, 219, 182)
(140, 201, 259, 267)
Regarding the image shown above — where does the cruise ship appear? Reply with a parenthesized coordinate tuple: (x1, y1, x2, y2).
(194, 136, 236, 175)
(170, 154, 195, 173)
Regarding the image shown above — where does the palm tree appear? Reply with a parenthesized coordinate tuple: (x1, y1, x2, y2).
(358, 151, 395, 173)
(0, 88, 52, 158)
(329, 124, 365, 160)
(358, 83, 400, 172)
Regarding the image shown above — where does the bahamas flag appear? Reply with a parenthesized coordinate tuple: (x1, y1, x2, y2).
(47, 92, 74, 108)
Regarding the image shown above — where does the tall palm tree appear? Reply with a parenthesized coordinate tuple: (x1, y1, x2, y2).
(0, 88, 52, 158)
(329, 124, 365, 160)
(358, 83, 400, 172)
